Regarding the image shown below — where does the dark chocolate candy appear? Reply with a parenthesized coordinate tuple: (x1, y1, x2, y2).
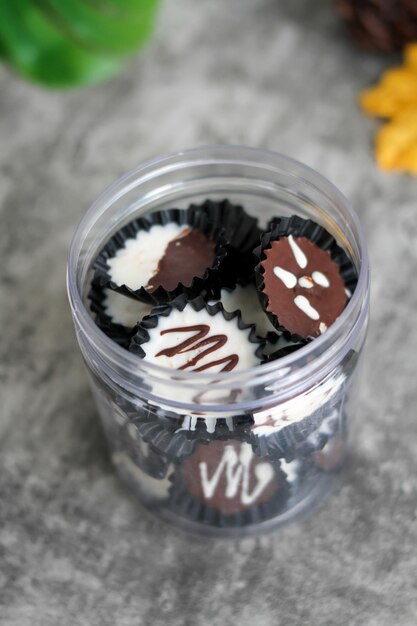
(261, 235, 348, 338)
(147, 227, 216, 293)
(180, 440, 284, 516)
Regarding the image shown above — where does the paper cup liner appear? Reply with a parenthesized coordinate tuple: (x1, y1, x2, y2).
(92, 207, 228, 305)
(190, 198, 262, 255)
(189, 199, 262, 286)
(287, 404, 344, 461)
(248, 348, 355, 462)
(262, 334, 309, 362)
(254, 215, 358, 340)
(127, 406, 252, 461)
(87, 280, 149, 348)
(249, 410, 325, 462)
(102, 397, 171, 480)
(120, 422, 171, 480)
(206, 282, 284, 345)
(167, 439, 290, 527)
(283, 409, 348, 477)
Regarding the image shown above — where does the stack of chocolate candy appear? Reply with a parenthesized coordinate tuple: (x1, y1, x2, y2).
(88, 200, 357, 529)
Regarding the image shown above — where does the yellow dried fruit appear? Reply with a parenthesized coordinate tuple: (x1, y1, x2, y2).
(360, 67, 417, 118)
(360, 42, 417, 174)
(376, 108, 417, 173)
(405, 43, 417, 69)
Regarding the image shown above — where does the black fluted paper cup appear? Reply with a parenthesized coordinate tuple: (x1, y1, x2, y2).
(167, 440, 290, 528)
(189, 199, 262, 286)
(254, 215, 358, 340)
(248, 353, 352, 462)
(92, 207, 228, 305)
(261, 332, 308, 362)
(88, 281, 153, 348)
(99, 396, 172, 480)
(127, 405, 252, 461)
(207, 282, 282, 342)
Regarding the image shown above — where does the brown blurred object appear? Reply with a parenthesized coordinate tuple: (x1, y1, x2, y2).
(335, 0, 417, 51)
(311, 437, 346, 472)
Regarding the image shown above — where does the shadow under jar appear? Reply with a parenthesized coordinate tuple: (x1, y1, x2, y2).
(67, 146, 369, 538)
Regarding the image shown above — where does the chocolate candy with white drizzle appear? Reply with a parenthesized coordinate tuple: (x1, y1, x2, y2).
(261, 234, 348, 338)
(179, 440, 286, 516)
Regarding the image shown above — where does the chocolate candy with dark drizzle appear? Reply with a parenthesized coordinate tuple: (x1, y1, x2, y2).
(156, 325, 239, 372)
(147, 228, 216, 293)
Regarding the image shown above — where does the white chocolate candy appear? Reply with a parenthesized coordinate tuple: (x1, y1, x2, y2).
(139, 305, 261, 409)
(103, 289, 153, 327)
(144, 305, 260, 373)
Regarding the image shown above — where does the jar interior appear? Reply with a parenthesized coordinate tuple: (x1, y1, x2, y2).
(69, 148, 368, 416)
(68, 148, 369, 537)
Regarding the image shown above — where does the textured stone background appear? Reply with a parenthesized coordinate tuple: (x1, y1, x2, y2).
(1, 1, 417, 625)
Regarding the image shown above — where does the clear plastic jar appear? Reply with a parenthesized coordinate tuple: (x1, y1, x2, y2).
(67, 146, 369, 537)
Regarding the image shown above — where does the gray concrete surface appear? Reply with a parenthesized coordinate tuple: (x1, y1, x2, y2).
(1, 1, 417, 624)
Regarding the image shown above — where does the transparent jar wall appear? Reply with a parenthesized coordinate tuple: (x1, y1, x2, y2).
(86, 346, 364, 537)
(67, 147, 369, 537)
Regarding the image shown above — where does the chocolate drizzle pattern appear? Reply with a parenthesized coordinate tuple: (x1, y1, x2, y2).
(156, 325, 239, 372)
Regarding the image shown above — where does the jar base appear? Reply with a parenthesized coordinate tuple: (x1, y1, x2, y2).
(112, 451, 344, 539)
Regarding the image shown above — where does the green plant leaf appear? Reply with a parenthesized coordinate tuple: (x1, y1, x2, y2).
(0, 36, 6, 58)
(35, 0, 159, 55)
(85, 0, 160, 18)
(0, 0, 124, 87)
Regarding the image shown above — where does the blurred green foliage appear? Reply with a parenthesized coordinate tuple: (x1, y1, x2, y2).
(0, 0, 160, 88)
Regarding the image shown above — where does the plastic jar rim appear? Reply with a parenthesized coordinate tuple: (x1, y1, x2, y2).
(67, 145, 369, 397)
